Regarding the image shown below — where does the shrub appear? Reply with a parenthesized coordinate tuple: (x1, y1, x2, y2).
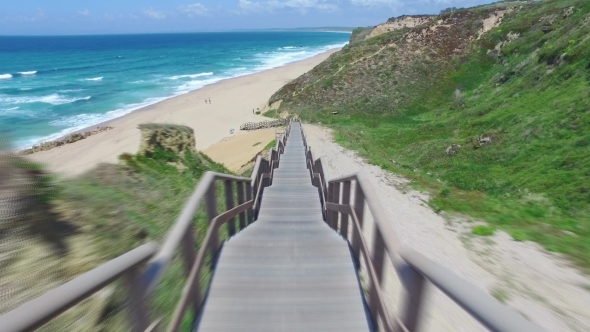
(472, 225, 495, 236)
(511, 230, 527, 241)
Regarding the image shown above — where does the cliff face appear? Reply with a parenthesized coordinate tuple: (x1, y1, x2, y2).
(366, 15, 433, 39)
(271, 6, 512, 112)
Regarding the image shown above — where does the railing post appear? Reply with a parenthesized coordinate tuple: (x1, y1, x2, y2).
(261, 162, 267, 188)
(327, 183, 334, 226)
(206, 183, 219, 255)
(372, 229, 387, 285)
(181, 229, 202, 315)
(237, 182, 246, 230)
(331, 182, 341, 231)
(352, 180, 365, 264)
(401, 264, 427, 332)
(340, 181, 351, 239)
(246, 182, 253, 225)
(317, 161, 328, 201)
(369, 230, 387, 329)
(265, 160, 270, 186)
(224, 180, 236, 237)
(125, 268, 150, 332)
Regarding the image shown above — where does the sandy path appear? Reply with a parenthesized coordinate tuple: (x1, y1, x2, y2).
(26, 50, 339, 178)
(303, 124, 590, 332)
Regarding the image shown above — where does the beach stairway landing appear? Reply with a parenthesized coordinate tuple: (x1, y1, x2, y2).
(194, 121, 372, 331)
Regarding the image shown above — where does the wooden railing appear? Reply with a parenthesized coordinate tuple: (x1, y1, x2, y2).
(0, 121, 293, 332)
(300, 124, 543, 332)
(0, 244, 158, 332)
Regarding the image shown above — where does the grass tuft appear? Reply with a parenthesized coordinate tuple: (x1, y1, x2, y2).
(472, 225, 496, 236)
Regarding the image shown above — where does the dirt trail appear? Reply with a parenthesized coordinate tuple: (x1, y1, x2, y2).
(303, 124, 590, 332)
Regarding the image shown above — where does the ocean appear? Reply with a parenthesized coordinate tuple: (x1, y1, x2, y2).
(0, 32, 349, 149)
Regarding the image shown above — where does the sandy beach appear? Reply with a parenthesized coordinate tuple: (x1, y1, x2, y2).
(26, 49, 339, 178)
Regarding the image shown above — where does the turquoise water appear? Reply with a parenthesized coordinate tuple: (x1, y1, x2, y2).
(0, 32, 349, 148)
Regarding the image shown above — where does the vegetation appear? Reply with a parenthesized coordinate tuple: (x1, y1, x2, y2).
(350, 27, 374, 44)
(273, 0, 590, 268)
(472, 226, 496, 236)
(41, 149, 234, 330)
(491, 287, 511, 303)
(264, 139, 277, 150)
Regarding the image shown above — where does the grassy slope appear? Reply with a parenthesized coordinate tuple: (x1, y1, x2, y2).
(50, 150, 235, 330)
(274, 0, 590, 268)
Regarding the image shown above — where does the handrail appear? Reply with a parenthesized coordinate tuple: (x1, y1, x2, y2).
(300, 123, 543, 332)
(166, 200, 254, 332)
(400, 249, 543, 332)
(143, 171, 253, 294)
(1, 120, 294, 332)
(0, 243, 157, 332)
(158, 120, 292, 331)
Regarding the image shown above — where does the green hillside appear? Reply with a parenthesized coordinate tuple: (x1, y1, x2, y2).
(271, 0, 590, 268)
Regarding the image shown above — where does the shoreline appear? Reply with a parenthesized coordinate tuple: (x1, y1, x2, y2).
(19, 47, 341, 154)
(25, 48, 340, 177)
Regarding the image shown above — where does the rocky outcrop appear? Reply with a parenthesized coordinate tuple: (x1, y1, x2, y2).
(138, 124, 196, 158)
(446, 144, 461, 156)
(366, 15, 433, 39)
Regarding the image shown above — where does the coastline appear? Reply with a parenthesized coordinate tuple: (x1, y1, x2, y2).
(26, 48, 340, 177)
(22, 47, 341, 152)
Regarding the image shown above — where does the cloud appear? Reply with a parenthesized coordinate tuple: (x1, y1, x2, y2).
(180, 3, 210, 17)
(143, 8, 166, 19)
(77, 9, 90, 16)
(349, 0, 473, 8)
(349, 0, 401, 7)
(3, 8, 47, 22)
(238, 0, 338, 13)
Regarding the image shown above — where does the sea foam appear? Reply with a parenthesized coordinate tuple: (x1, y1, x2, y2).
(46, 96, 165, 135)
(169, 72, 214, 80)
(84, 77, 103, 81)
(0, 94, 91, 106)
(0, 74, 13, 80)
(0, 107, 21, 117)
(19, 71, 37, 75)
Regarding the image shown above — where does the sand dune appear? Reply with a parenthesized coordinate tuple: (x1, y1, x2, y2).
(203, 128, 278, 173)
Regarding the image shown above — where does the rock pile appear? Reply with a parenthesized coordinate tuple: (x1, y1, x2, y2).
(20, 126, 113, 155)
(446, 144, 461, 156)
(240, 119, 289, 131)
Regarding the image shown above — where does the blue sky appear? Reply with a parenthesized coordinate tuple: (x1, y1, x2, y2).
(1, 0, 500, 35)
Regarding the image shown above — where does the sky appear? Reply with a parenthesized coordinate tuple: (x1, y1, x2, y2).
(0, 0, 501, 35)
